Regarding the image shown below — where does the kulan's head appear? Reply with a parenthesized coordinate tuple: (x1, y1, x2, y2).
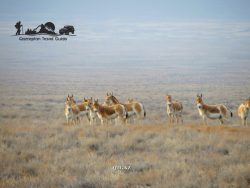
(127, 98, 134, 103)
(245, 98, 250, 108)
(84, 97, 93, 108)
(196, 94, 203, 109)
(83, 97, 92, 103)
(105, 92, 114, 105)
(165, 95, 172, 103)
(92, 99, 100, 112)
(66, 94, 76, 104)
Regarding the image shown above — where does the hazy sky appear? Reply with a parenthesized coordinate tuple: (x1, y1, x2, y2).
(0, 0, 250, 71)
(0, 1, 250, 99)
(1, 0, 250, 22)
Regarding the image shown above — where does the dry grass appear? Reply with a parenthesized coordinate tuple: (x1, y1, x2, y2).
(1, 117, 250, 188)
(0, 58, 249, 187)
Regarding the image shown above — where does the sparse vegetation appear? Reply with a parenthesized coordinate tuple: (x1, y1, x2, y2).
(0, 41, 249, 187)
(1, 117, 249, 187)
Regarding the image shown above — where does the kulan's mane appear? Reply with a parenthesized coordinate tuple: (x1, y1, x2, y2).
(111, 96, 120, 104)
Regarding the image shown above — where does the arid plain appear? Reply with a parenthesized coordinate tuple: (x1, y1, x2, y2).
(1, 21, 250, 187)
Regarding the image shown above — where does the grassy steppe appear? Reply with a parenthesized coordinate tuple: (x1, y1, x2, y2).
(1, 118, 249, 188)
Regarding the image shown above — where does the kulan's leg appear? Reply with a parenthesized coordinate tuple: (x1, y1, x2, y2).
(171, 114, 174, 124)
(86, 113, 90, 123)
(77, 116, 79, 124)
(240, 116, 244, 126)
(101, 119, 104, 126)
(173, 114, 176, 124)
(175, 115, 178, 124)
(219, 118, 224, 125)
(115, 117, 119, 125)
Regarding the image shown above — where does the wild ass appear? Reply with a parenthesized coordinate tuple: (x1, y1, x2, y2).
(196, 94, 233, 125)
(238, 98, 250, 126)
(91, 99, 127, 125)
(64, 95, 80, 125)
(165, 95, 183, 124)
(84, 97, 99, 125)
(105, 93, 146, 123)
(66, 94, 90, 122)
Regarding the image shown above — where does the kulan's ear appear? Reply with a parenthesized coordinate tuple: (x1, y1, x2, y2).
(201, 93, 202, 98)
(68, 94, 69, 97)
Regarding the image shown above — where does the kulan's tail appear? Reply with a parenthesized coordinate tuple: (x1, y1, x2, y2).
(143, 105, 146, 118)
(227, 108, 233, 118)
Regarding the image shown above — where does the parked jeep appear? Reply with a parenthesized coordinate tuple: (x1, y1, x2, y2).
(59, 25, 75, 35)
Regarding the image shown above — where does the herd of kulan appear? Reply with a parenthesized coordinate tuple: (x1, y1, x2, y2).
(64, 93, 250, 126)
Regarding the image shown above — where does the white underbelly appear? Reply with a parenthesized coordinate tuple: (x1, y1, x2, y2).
(206, 113, 221, 119)
(97, 112, 117, 120)
(79, 111, 88, 117)
(106, 113, 118, 119)
(127, 111, 136, 117)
